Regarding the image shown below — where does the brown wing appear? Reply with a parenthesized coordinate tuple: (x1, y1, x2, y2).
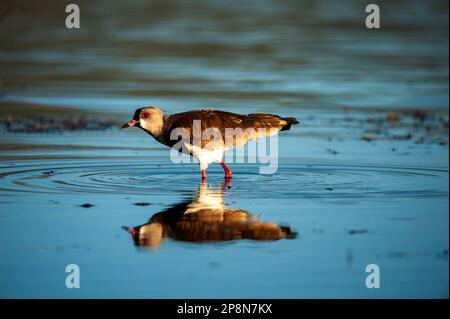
(162, 109, 298, 149)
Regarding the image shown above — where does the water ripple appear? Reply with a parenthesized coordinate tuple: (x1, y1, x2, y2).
(0, 157, 447, 199)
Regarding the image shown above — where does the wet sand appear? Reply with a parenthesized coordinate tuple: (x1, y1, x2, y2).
(0, 0, 448, 298)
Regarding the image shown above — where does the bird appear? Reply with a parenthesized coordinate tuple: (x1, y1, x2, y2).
(123, 182, 297, 249)
(121, 107, 299, 180)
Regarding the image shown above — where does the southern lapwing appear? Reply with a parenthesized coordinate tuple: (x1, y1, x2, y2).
(122, 107, 299, 180)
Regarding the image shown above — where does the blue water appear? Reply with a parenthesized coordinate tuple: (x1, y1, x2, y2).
(0, 133, 448, 298)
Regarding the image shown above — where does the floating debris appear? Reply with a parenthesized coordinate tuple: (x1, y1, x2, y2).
(326, 148, 339, 155)
(134, 202, 151, 206)
(392, 133, 412, 140)
(348, 229, 368, 235)
(80, 203, 94, 208)
(361, 135, 374, 142)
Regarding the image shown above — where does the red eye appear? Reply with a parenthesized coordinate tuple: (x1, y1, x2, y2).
(141, 112, 150, 119)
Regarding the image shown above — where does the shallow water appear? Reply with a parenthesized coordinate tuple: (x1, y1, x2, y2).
(0, 0, 448, 298)
(0, 137, 448, 298)
(0, 157, 447, 198)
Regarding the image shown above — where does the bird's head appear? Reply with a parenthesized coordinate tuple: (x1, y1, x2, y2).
(121, 107, 164, 136)
(123, 224, 164, 251)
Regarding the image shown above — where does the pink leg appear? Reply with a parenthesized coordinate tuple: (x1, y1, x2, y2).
(201, 169, 207, 181)
(220, 162, 232, 179)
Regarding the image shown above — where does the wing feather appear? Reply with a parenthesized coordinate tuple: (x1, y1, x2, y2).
(162, 110, 297, 149)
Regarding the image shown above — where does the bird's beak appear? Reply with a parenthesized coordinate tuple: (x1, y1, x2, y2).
(121, 120, 139, 129)
(122, 226, 137, 235)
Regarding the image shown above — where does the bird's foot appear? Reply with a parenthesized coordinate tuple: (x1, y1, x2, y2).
(224, 177, 232, 188)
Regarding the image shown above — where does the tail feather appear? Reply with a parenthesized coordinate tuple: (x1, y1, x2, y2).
(280, 117, 299, 131)
(226, 113, 299, 147)
(245, 114, 299, 130)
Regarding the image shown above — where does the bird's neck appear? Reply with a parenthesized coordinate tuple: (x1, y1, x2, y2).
(141, 117, 165, 141)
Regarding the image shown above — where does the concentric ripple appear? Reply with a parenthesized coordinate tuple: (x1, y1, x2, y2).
(0, 156, 448, 199)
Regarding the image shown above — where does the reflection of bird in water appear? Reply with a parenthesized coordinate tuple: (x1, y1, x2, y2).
(123, 182, 297, 250)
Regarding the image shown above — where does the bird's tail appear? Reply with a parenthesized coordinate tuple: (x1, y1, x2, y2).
(280, 117, 300, 131)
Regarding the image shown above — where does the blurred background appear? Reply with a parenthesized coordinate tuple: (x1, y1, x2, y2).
(0, 0, 448, 113)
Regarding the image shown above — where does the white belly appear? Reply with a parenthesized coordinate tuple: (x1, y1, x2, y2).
(185, 144, 224, 171)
